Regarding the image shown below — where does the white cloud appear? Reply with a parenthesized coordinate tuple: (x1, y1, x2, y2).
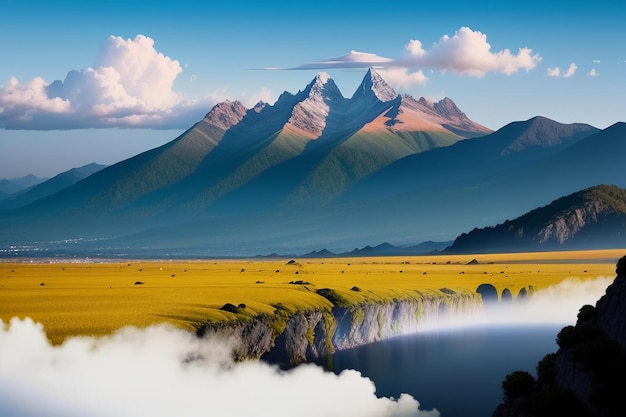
(563, 63, 578, 78)
(545, 63, 577, 78)
(405, 40, 427, 57)
(546, 67, 561, 77)
(0, 35, 212, 130)
(0, 318, 439, 417)
(287, 27, 541, 79)
(587, 69, 600, 77)
(290, 50, 393, 70)
(240, 86, 274, 107)
(592, 59, 601, 64)
(402, 27, 541, 77)
(377, 67, 428, 88)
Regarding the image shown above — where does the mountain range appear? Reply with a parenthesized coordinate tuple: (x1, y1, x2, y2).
(0, 68, 624, 257)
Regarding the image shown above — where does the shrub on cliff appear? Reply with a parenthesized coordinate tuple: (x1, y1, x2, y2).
(577, 304, 597, 325)
(502, 371, 535, 399)
(556, 325, 604, 349)
(536, 353, 557, 388)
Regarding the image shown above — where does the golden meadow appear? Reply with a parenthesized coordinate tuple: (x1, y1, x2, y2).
(1, 249, 622, 344)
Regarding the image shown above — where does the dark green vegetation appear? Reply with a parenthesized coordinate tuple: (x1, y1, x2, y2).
(450, 185, 626, 253)
(1, 68, 625, 257)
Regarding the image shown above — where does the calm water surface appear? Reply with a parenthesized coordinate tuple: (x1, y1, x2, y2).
(320, 324, 563, 417)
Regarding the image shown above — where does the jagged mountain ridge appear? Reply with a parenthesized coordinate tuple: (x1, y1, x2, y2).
(448, 185, 626, 253)
(28, 68, 488, 214)
(190, 68, 490, 208)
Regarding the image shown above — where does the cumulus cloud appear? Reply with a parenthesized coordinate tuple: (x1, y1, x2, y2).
(400, 27, 541, 77)
(587, 69, 600, 77)
(563, 63, 578, 78)
(546, 63, 577, 78)
(377, 68, 428, 88)
(0, 35, 211, 130)
(546, 67, 562, 77)
(0, 318, 438, 417)
(284, 27, 541, 81)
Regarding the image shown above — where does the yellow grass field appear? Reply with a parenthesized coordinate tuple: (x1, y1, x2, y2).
(1, 249, 623, 344)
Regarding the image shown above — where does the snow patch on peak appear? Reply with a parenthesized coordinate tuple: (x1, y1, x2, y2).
(316, 72, 331, 84)
(286, 74, 344, 138)
(306, 73, 344, 103)
(368, 68, 397, 102)
(352, 68, 398, 103)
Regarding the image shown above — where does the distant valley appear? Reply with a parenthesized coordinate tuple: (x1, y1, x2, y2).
(1, 69, 624, 258)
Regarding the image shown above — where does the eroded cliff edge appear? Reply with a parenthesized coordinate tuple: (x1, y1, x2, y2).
(197, 288, 483, 368)
(493, 255, 626, 417)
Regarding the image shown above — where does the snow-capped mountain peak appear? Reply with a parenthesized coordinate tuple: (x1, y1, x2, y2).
(351, 67, 398, 102)
(305, 72, 344, 103)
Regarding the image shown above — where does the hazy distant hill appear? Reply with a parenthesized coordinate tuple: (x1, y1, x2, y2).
(0, 163, 106, 210)
(0, 174, 47, 198)
(448, 184, 626, 253)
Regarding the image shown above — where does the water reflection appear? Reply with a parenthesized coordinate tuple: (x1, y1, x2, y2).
(319, 324, 563, 417)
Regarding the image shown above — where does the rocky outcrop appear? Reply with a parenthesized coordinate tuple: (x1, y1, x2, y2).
(450, 185, 626, 253)
(536, 200, 611, 245)
(198, 289, 483, 368)
(203, 100, 247, 131)
(595, 256, 626, 348)
(493, 255, 626, 417)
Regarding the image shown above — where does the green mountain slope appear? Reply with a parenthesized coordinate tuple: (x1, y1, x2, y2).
(448, 185, 626, 253)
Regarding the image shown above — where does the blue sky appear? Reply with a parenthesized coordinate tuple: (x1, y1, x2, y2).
(0, 0, 624, 178)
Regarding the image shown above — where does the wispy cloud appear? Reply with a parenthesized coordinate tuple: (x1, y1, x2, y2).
(0, 318, 439, 417)
(0, 35, 212, 130)
(281, 27, 541, 85)
(592, 59, 601, 64)
(546, 63, 577, 78)
(288, 50, 393, 70)
(587, 69, 600, 77)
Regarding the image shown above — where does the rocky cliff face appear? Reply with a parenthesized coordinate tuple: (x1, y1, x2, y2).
(536, 200, 610, 244)
(450, 185, 626, 253)
(594, 257, 626, 348)
(198, 289, 483, 368)
(493, 255, 626, 417)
